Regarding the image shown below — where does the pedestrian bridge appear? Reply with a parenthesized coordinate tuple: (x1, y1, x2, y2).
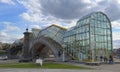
(29, 25, 71, 61)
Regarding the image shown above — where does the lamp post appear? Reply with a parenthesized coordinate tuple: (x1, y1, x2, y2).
(92, 49, 94, 62)
(62, 44, 66, 62)
(91, 35, 95, 62)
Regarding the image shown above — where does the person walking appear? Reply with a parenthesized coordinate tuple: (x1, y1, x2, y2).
(100, 56, 103, 63)
(109, 55, 114, 64)
(104, 56, 108, 63)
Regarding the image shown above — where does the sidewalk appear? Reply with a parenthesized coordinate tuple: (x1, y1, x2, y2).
(0, 69, 114, 72)
(60, 61, 120, 72)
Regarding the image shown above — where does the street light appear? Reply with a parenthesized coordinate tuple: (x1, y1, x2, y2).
(62, 44, 66, 62)
(91, 35, 95, 62)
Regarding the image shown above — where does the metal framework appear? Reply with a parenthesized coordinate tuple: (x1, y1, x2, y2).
(64, 12, 113, 62)
(29, 12, 113, 62)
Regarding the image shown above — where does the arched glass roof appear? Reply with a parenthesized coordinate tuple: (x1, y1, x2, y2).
(76, 12, 111, 26)
(37, 24, 66, 45)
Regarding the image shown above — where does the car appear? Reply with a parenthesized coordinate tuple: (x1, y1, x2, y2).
(0, 56, 8, 60)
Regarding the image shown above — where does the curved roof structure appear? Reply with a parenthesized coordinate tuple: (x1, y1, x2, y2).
(64, 11, 113, 60)
(77, 11, 111, 26)
(36, 24, 67, 45)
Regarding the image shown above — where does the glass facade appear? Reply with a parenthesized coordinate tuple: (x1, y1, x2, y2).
(31, 12, 113, 62)
(37, 25, 66, 45)
(64, 12, 113, 61)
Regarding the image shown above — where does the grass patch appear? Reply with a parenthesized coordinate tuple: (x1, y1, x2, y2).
(0, 62, 91, 69)
(0, 50, 6, 55)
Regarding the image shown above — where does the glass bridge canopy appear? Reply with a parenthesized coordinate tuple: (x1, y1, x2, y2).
(36, 24, 67, 45)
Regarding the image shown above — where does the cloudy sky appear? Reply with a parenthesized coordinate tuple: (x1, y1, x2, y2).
(0, 0, 120, 48)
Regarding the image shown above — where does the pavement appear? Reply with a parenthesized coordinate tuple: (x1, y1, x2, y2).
(0, 59, 120, 72)
(60, 62, 120, 72)
(0, 69, 114, 72)
(91, 64, 120, 72)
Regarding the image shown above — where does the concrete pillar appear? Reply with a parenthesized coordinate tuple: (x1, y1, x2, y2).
(22, 28, 31, 59)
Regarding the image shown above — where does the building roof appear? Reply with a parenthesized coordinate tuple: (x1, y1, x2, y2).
(40, 24, 67, 32)
(77, 11, 105, 22)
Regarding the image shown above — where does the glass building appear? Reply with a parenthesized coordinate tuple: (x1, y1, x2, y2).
(64, 12, 113, 61)
(15, 11, 113, 62)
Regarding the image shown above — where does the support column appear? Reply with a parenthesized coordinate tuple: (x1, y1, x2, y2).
(22, 28, 31, 60)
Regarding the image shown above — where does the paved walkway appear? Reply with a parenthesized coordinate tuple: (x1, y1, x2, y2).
(0, 69, 114, 72)
(0, 59, 120, 72)
(65, 62, 120, 72)
(91, 64, 120, 72)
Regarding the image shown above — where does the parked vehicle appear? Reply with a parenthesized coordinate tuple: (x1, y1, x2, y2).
(0, 55, 8, 60)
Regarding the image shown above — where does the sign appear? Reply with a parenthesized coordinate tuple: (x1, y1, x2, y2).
(36, 58, 42, 66)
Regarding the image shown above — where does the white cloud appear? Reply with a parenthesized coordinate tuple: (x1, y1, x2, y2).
(17, 0, 120, 25)
(0, 22, 21, 43)
(110, 21, 120, 48)
(112, 21, 120, 29)
(94, 0, 104, 3)
(0, 34, 23, 43)
(30, 24, 41, 29)
(0, 0, 15, 5)
(18, 0, 42, 22)
(20, 13, 31, 21)
(82, 0, 91, 3)
(0, 22, 20, 32)
(113, 40, 120, 49)
(2, 22, 20, 32)
(0, 31, 7, 37)
(111, 21, 120, 48)
(20, 12, 42, 22)
(16, 0, 112, 28)
(18, 0, 94, 28)
(104, 0, 120, 21)
(111, 20, 120, 48)
(113, 31, 120, 40)
(0, 21, 12, 25)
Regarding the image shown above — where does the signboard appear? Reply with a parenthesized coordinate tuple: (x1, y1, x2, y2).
(36, 58, 42, 66)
